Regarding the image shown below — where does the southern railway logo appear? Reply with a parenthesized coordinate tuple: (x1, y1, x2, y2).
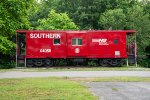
(92, 38, 109, 45)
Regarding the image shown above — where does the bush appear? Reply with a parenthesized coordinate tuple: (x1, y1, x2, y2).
(88, 60, 98, 66)
(0, 60, 15, 69)
(0, 54, 15, 69)
(137, 56, 150, 68)
(55, 59, 67, 66)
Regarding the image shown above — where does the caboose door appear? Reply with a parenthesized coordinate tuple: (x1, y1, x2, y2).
(67, 32, 88, 57)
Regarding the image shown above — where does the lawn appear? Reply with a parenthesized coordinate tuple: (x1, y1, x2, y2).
(0, 77, 97, 100)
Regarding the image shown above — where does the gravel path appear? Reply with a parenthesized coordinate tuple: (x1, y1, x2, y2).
(0, 71, 150, 79)
(84, 82, 150, 100)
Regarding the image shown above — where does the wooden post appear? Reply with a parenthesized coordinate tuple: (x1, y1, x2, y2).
(16, 33, 18, 68)
(126, 35, 129, 67)
(135, 34, 137, 67)
(25, 42, 26, 68)
(127, 58, 129, 67)
(25, 58, 26, 68)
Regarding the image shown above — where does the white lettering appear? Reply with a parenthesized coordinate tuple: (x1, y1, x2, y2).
(40, 49, 51, 53)
(92, 39, 99, 42)
(92, 38, 109, 45)
(30, 33, 34, 38)
(45, 34, 49, 38)
(30, 33, 61, 39)
(56, 34, 61, 38)
(99, 39, 107, 43)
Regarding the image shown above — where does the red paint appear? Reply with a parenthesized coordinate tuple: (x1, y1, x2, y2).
(17, 30, 135, 59)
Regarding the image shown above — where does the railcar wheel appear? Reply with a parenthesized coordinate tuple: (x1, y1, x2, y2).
(109, 59, 121, 67)
(34, 59, 43, 67)
(26, 59, 34, 67)
(99, 59, 109, 67)
(45, 59, 53, 67)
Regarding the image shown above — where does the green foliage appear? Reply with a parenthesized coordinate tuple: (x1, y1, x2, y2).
(0, 0, 33, 55)
(0, 53, 16, 69)
(143, 0, 150, 17)
(55, 59, 67, 66)
(88, 60, 97, 66)
(0, 36, 16, 55)
(0, 0, 32, 37)
(138, 58, 150, 68)
(29, 0, 139, 30)
(0, 36, 16, 68)
(0, 61, 15, 69)
(125, 5, 150, 62)
(29, 0, 60, 29)
(56, 0, 138, 29)
(36, 10, 79, 30)
(99, 9, 126, 30)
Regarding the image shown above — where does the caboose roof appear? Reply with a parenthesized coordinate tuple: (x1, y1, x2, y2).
(16, 30, 136, 34)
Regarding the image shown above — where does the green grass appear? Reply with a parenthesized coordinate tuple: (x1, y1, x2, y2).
(71, 77, 150, 82)
(0, 77, 97, 100)
(0, 66, 150, 72)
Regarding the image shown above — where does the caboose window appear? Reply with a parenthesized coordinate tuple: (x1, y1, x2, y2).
(54, 39, 60, 45)
(78, 39, 82, 45)
(72, 39, 76, 45)
(114, 39, 118, 44)
(72, 38, 82, 46)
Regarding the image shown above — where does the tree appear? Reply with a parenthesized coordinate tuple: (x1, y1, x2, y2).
(142, 0, 150, 17)
(29, 0, 138, 30)
(56, 0, 138, 30)
(36, 10, 79, 30)
(125, 5, 150, 55)
(0, 36, 16, 55)
(57, 0, 115, 29)
(0, 0, 32, 37)
(99, 9, 126, 30)
(29, 0, 60, 29)
(0, 0, 33, 55)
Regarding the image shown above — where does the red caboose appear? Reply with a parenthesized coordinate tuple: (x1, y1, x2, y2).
(16, 30, 136, 67)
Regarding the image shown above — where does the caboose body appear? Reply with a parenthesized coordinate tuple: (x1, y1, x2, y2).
(16, 30, 136, 67)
